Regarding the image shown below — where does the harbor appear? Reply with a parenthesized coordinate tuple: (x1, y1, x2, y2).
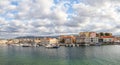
(0, 45, 120, 65)
(0, 0, 120, 65)
(0, 32, 120, 48)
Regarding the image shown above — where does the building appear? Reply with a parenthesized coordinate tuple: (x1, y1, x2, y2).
(40, 38, 58, 44)
(49, 38, 58, 44)
(101, 36, 114, 43)
(79, 32, 97, 38)
(40, 38, 49, 44)
(0, 39, 7, 44)
(76, 36, 81, 44)
(13, 39, 20, 44)
(78, 32, 98, 44)
(113, 36, 120, 43)
(84, 37, 99, 44)
(59, 35, 76, 44)
(79, 32, 90, 37)
(89, 32, 97, 38)
(7, 39, 14, 44)
(34, 38, 41, 43)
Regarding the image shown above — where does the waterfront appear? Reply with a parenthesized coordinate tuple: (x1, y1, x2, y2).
(0, 45, 120, 65)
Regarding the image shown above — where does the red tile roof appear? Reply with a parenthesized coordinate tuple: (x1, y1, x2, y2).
(100, 36, 114, 38)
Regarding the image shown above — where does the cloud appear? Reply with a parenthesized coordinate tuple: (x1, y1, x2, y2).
(68, 0, 120, 33)
(0, 0, 120, 38)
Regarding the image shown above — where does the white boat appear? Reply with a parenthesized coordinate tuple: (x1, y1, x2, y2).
(45, 44, 60, 48)
(8, 44, 21, 47)
(84, 44, 90, 46)
(22, 44, 31, 47)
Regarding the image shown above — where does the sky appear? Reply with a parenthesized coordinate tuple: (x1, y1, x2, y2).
(0, 0, 120, 39)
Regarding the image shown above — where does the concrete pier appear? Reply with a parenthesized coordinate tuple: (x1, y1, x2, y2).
(64, 44, 81, 47)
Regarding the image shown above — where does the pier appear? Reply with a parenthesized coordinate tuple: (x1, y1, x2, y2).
(60, 44, 81, 47)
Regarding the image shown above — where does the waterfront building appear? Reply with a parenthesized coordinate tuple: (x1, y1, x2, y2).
(100, 36, 114, 43)
(89, 32, 97, 38)
(113, 36, 120, 43)
(40, 38, 58, 45)
(49, 38, 58, 44)
(79, 32, 97, 37)
(84, 37, 99, 44)
(79, 32, 90, 37)
(34, 38, 41, 43)
(0, 39, 8, 45)
(79, 32, 98, 44)
(59, 35, 76, 44)
(76, 36, 81, 44)
(40, 38, 49, 44)
(18, 39, 24, 43)
(7, 39, 14, 44)
(13, 39, 19, 44)
(65, 39, 72, 44)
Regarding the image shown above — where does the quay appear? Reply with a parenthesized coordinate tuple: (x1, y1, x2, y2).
(0, 32, 120, 48)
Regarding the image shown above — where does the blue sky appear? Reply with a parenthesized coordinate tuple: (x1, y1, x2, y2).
(0, 0, 120, 39)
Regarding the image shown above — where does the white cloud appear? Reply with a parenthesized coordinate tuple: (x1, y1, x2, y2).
(69, 0, 120, 34)
(0, 0, 120, 38)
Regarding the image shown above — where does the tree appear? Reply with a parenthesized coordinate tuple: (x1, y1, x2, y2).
(60, 39, 65, 43)
(105, 33, 111, 36)
(100, 32, 104, 36)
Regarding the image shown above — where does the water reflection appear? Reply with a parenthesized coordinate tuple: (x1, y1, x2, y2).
(0, 45, 120, 65)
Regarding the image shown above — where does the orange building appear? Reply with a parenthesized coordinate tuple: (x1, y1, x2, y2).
(60, 35, 76, 44)
(79, 32, 97, 38)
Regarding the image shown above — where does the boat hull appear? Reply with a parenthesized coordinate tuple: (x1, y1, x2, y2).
(45, 44, 60, 48)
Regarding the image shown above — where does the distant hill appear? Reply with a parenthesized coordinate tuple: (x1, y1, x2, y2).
(15, 35, 60, 39)
(113, 35, 120, 37)
(15, 33, 79, 39)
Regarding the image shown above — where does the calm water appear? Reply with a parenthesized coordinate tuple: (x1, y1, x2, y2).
(0, 45, 120, 65)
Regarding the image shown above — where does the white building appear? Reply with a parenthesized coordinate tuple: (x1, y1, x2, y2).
(40, 38, 58, 44)
(101, 36, 114, 42)
(40, 38, 49, 44)
(13, 39, 19, 44)
(0, 39, 8, 46)
(76, 36, 85, 44)
(85, 37, 99, 44)
(76, 37, 81, 43)
(65, 39, 72, 44)
(34, 39, 41, 43)
(114, 37, 120, 43)
(49, 38, 58, 44)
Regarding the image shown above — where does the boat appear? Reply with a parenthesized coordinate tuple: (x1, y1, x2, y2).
(22, 44, 31, 47)
(7, 44, 21, 47)
(84, 44, 90, 46)
(45, 44, 60, 48)
(95, 43, 101, 46)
